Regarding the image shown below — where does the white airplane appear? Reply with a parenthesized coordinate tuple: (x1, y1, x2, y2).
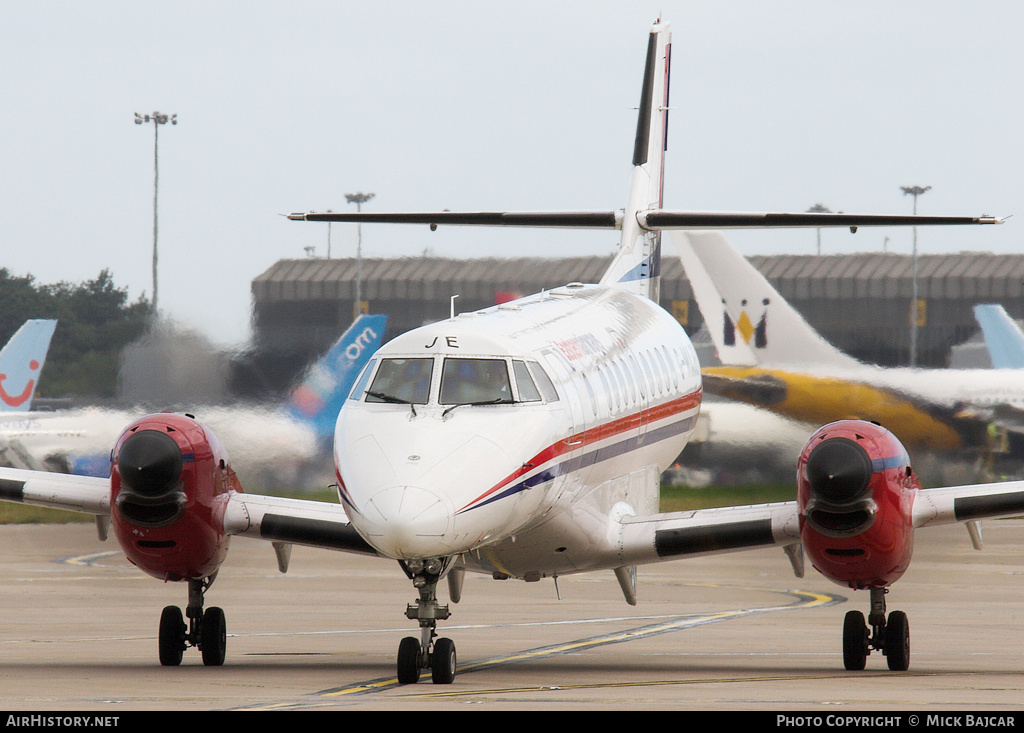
(674, 230, 1024, 456)
(0, 20, 1016, 683)
(0, 314, 386, 487)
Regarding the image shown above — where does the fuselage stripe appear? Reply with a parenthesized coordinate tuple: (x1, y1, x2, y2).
(461, 414, 698, 513)
(457, 389, 701, 513)
(871, 454, 909, 473)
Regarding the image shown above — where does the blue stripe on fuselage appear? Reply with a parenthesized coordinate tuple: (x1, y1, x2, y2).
(458, 413, 697, 514)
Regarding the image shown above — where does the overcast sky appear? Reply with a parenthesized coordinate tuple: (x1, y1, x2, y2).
(2, 1, 1021, 347)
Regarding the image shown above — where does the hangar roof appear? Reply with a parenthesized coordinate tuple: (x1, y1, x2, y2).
(252, 252, 1024, 304)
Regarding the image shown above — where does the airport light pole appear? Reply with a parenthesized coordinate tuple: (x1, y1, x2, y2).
(345, 192, 375, 318)
(901, 185, 931, 367)
(135, 111, 177, 313)
(325, 210, 333, 258)
(807, 203, 832, 255)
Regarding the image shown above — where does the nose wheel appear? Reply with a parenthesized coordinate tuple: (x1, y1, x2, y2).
(396, 633, 457, 684)
(842, 587, 909, 671)
(396, 559, 457, 684)
(157, 575, 227, 667)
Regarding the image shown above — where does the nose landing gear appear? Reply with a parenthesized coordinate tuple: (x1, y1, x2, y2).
(158, 575, 227, 667)
(396, 558, 457, 684)
(842, 587, 910, 671)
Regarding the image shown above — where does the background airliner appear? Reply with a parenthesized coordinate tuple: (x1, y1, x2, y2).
(0, 20, 1017, 684)
(0, 314, 385, 488)
(0, 319, 57, 413)
(973, 303, 1024, 369)
(674, 230, 1024, 465)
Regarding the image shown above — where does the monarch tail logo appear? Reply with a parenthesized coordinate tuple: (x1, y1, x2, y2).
(723, 298, 769, 349)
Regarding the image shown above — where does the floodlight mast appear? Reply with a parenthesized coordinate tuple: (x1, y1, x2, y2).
(807, 203, 833, 255)
(134, 111, 178, 313)
(901, 185, 931, 367)
(345, 192, 375, 319)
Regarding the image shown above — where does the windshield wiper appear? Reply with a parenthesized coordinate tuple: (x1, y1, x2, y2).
(442, 398, 515, 417)
(365, 390, 418, 416)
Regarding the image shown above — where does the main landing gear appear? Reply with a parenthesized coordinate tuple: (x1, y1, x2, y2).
(842, 587, 909, 671)
(396, 558, 457, 684)
(158, 575, 227, 667)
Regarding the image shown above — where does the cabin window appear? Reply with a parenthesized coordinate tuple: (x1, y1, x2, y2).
(630, 354, 647, 399)
(513, 360, 542, 402)
(639, 351, 656, 396)
(597, 368, 612, 413)
(366, 358, 433, 405)
(440, 358, 512, 405)
(652, 347, 669, 394)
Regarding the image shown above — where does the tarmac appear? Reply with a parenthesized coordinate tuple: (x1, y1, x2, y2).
(0, 517, 1020, 712)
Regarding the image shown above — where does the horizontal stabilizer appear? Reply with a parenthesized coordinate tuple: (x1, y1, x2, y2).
(289, 209, 1003, 232)
(639, 211, 1004, 230)
(288, 211, 622, 229)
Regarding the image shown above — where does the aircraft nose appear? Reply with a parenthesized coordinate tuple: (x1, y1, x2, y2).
(363, 485, 453, 559)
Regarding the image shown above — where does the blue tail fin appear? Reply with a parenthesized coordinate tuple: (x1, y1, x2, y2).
(973, 304, 1024, 369)
(0, 320, 58, 412)
(288, 314, 387, 439)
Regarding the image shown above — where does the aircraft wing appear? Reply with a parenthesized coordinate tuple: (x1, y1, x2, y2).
(699, 369, 788, 405)
(617, 474, 1024, 577)
(0, 466, 109, 515)
(0, 465, 379, 557)
(223, 492, 378, 556)
(912, 480, 1024, 530)
(618, 501, 804, 574)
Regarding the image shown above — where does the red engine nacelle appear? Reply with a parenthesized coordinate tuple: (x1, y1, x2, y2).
(110, 413, 242, 582)
(797, 420, 920, 590)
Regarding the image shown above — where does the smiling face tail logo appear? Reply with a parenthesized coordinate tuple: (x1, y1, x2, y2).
(0, 319, 58, 412)
(0, 359, 40, 408)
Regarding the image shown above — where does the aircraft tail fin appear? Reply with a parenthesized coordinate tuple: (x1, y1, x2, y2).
(671, 231, 859, 370)
(973, 304, 1024, 369)
(599, 20, 672, 302)
(287, 19, 1000, 290)
(0, 320, 58, 412)
(287, 314, 387, 440)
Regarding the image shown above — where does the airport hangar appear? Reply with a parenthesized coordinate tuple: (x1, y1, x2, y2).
(244, 250, 1024, 396)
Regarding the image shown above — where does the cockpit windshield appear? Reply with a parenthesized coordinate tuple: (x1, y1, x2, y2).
(366, 358, 433, 404)
(439, 358, 511, 405)
(355, 355, 557, 407)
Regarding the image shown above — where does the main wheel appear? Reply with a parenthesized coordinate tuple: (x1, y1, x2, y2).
(884, 610, 910, 671)
(158, 605, 186, 667)
(431, 637, 457, 684)
(397, 636, 421, 684)
(200, 606, 227, 667)
(842, 610, 868, 671)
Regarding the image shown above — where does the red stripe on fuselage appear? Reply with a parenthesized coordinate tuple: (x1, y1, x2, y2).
(458, 388, 701, 512)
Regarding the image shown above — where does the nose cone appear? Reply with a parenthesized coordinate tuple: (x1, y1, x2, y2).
(118, 430, 184, 496)
(360, 485, 453, 559)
